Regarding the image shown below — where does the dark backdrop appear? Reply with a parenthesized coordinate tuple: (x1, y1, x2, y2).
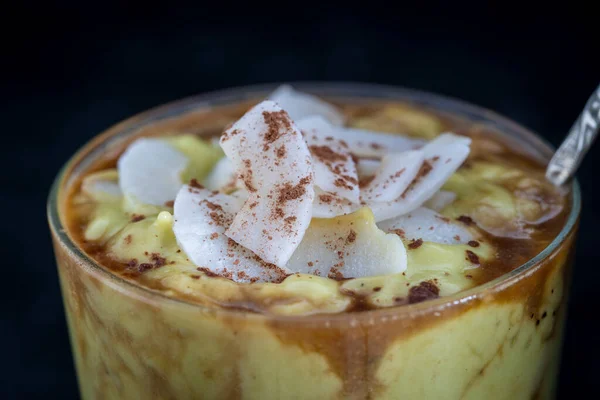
(3, 4, 598, 399)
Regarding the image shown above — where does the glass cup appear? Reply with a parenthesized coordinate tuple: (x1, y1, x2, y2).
(48, 83, 580, 400)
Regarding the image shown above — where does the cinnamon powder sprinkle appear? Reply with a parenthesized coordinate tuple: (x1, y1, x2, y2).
(124, 234, 132, 244)
(408, 238, 424, 249)
(210, 232, 219, 240)
(309, 145, 348, 163)
(189, 179, 204, 189)
(468, 240, 480, 247)
(150, 253, 167, 267)
(277, 176, 311, 203)
(138, 263, 153, 273)
(197, 267, 219, 278)
(408, 281, 440, 304)
(319, 194, 333, 204)
(276, 145, 286, 158)
(359, 175, 375, 188)
(131, 214, 145, 222)
(308, 262, 314, 267)
(466, 250, 480, 264)
(457, 215, 475, 226)
(391, 229, 406, 239)
(262, 110, 291, 150)
(346, 229, 357, 244)
(401, 161, 433, 198)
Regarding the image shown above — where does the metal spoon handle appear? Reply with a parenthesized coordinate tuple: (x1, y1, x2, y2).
(546, 84, 600, 187)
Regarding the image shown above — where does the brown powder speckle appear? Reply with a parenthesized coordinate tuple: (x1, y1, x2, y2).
(408, 281, 440, 304)
(466, 250, 480, 264)
(401, 160, 433, 198)
(210, 232, 219, 240)
(346, 229, 357, 244)
(138, 263, 153, 273)
(150, 253, 167, 267)
(408, 238, 423, 249)
(197, 267, 219, 278)
(164, 200, 174, 207)
(276, 145, 286, 158)
(457, 215, 475, 226)
(277, 176, 311, 203)
(131, 214, 145, 222)
(189, 179, 204, 189)
(319, 194, 333, 204)
(124, 234, 132, 245)
(262, 110, 292, 150)
(468, 240, 480, 247)
(391, 229, 406, 239)
(309, 145, 348, 163)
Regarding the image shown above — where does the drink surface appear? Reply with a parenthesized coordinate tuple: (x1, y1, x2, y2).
(63, 94, 569, 316)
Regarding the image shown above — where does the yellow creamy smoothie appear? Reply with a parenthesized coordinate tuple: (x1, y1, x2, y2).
(49, 84, 577, 399)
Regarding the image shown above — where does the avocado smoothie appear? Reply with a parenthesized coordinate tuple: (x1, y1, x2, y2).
(49, 84, 577, 399)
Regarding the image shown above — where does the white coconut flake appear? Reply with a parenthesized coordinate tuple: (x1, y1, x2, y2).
(204, 157, 238, 191)
(268, 85, 345, 126)
(81, 171, 122, 201)
(356, 158, 381, 179)
(173, 185, 290, 283)
(287, 208, 407, 277)
(297, 116, 360, 203)
(118, 138, 188, 206)
(338, 127, 426, 158)
(220, 100, 315, 267)
(361, 150, 425, 202)
(367, 133, 470, 222)
(424, 190, 457, 211)
(378, 207, 474, 245)
(312, 188, 358, 218)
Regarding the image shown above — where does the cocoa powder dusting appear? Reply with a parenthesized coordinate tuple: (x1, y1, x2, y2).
(319, 194, 333, 203)
(309, 145, 348, 163)
(277, 176, 311, 203)
(408, 281, 440, 304)
(408, 238, 423, 249)
(457, 215, 475, 226)
(401, 160, 433, 198)
(466, 250, 480, 264)
(131, 214, 145, 222)
(189, 179, 204, 189)
(346, 229, 357, 244)
(276, 145, 286, 158)
(262, 110, 291, 150)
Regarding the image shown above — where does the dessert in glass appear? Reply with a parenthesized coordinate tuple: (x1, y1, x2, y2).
(48, 83, 579, 399)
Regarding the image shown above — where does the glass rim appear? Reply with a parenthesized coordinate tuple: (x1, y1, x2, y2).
(47, 81, 581, 323)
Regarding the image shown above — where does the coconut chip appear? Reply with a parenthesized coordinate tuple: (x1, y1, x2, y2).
(173, 185, 290, 282)
(424, 190, 457, 211)
(297, 116, 360, 203)
(367, 133, 471, 222)
(361, 149, 425, 202)
(378, 207, 474, 245)
(118, 138, 188, 206)
(268, 85, 345, 126)
(220, 100, 315, 267)
(286, 208, 407, 277)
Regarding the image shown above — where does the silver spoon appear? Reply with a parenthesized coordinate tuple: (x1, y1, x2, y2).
(546, 84, 600, 187)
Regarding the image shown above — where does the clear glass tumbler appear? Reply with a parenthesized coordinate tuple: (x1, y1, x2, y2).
(48, 83, 580, 400)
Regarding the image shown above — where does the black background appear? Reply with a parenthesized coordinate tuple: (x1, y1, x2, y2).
(3, 3, 599, 399)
